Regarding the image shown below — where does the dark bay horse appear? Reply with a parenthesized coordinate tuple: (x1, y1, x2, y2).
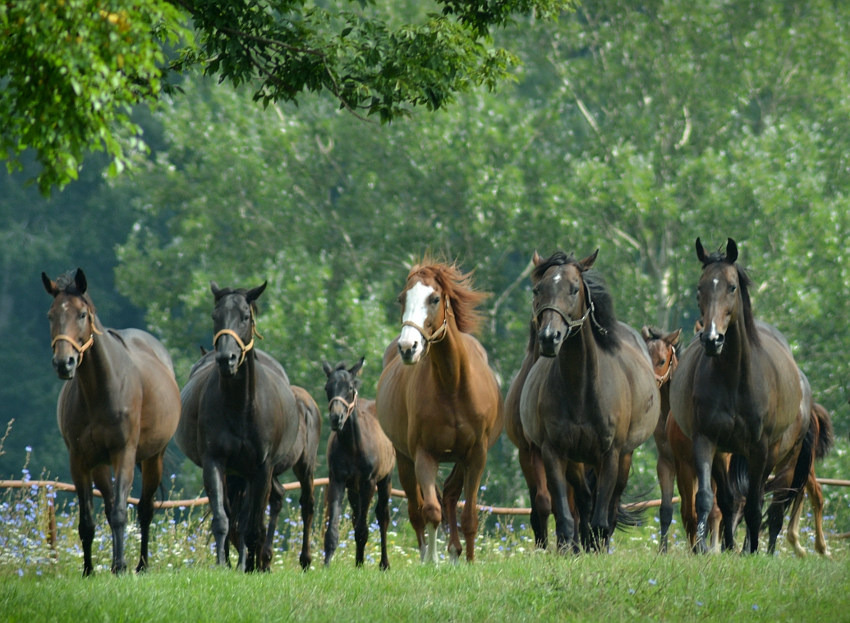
(323, 359, 395, 569)
(670, 238, 810, 553)
(376, 260, 503, 563)
(519, 250, 659, 551)
(226, 384, 321, 570)
(640, 325, 681, 552)
(177, 281, 300, 570)
(42, 269, 181, 575)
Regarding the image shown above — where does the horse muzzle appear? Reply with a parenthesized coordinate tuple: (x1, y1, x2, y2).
(329, 412, 347, 432)
(52, 354, 78, 379)
(538, 326, 562, 358)
(699, 331, 725, 357)
(215, 351, 240, 377)
(398, 339, 423, 365)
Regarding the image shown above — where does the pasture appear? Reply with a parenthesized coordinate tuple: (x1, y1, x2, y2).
(2, 468, 850, 622)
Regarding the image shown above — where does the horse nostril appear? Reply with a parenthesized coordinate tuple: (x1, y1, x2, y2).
(411, 343, 418, 352)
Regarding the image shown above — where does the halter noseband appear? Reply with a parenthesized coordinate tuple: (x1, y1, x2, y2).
(401, 296, 453, 357)
(655, 347, 678, 387)
(51, 314, 103, 364)
(329, 388, 358, 420)
(532, 280, 607, 340)
(212, 306, 263, 367)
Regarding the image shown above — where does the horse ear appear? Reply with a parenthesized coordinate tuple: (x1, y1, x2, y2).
(694, 319, 704, 334)
(322, 361, 333, 377)
(578, 249, 598, 271)
(725, 238, 738, 264)
(532, 251, 542, 266)
(246, 281, 268, 303)
(74, 268, 87, 294)
(640, 326, 651, 341)
(210, 281, 222, 299)
(665, 328, 682, 346)
(695, 238, 707, 264)
(42, 272, 58, 296)
(349, 356, 365, 377)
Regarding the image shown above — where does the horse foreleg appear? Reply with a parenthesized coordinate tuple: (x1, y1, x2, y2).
(70, 459, 96, 576)
(742, 442, 769, 554)
(376, 474, 392, 570)
(711, 453, 736, 552)
(323, 477, 346, 567)
(785, 487, 807, 558)
(241, 464, 273, 572)
(692, 434, 716, 554)
(565, 461, 591, 552)
(529, 445, 551, 550)
(459, 444, 488, 563)
(293, 460, 315, 570)
(202, 459, 230, 566)
(807, 470, 829, 556)
(414, 450, 441, 564)
(541, 444, 575, 553)
(656, 450, 676, 554)
(605, 452, 633, 552)
(395, 454, 426, 560)
(355, 482, 376, 567)
(442, 464, 464, 562)
(260, 478, 284, 571)
(590, 449, 620, 550)
(108, 452, 136, 574)
(136, 452, 165, 573)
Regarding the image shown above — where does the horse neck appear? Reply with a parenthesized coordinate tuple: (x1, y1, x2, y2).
(337, 403, 364, 452)
(556, 320, 598, 402)
(74, 317, 128, 404)
(218, 349, 257, 411)
(714, 316, 753, 385)
(427, 318, 465, 393)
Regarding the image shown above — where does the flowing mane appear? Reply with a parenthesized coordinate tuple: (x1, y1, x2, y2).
(699, 252, 761, 348)
(532, 251, 621, 352)
(406, 260, 488, 335)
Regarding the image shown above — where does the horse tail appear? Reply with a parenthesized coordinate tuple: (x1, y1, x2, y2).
(763, 419, 816, 514)
(728, 453, 749, 503)
(615, 503, 645, 530)
(812, 403, 835, 460)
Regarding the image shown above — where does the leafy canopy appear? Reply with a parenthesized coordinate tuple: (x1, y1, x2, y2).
(0, 0, 574, 193)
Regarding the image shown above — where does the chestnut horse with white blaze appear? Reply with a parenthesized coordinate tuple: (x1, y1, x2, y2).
(376, 261, 503, 563)
(42, 269, 181, 575)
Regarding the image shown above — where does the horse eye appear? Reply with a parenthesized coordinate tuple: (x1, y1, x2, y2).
(431, 296, 440, 305)
(79, 310, 87, 319)
(243, 314, 250, 322)
(728, 284, 737, 293)
(532, 286, 539, 296)
(660, 359, 666, 366)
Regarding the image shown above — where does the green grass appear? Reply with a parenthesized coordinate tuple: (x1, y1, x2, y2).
(2, 479, 850, 622)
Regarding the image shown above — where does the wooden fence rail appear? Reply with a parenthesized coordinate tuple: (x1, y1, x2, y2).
(4, 477, 850, 546)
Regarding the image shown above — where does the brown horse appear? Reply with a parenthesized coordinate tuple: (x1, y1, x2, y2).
(520, 251, 659, 550)
(42, 269, 181, 575)
(640, 326, 681, 552)
(177, 281, 301, 570)
(376, 260, 503, 563)
(670, 238, 811, 553)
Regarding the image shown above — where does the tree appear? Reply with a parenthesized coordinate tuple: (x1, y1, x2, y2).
(0, 0, 574, 193)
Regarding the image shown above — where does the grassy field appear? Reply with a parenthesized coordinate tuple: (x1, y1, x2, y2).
(1, 478, 850, 622)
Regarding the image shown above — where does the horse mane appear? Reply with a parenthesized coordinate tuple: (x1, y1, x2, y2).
(407, 259, 487, 335)
(532, 251, 621, 352)
(700, 253, 761, 348)
(55, 270, 97, 314)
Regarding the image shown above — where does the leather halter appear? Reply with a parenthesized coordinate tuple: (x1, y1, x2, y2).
(213, 306, 262, 367)
(401, 296, 453, 357)
(51, 314, 103, 364)
(655, 347, 678, 387)
(329, 388, 358, 420)
(532, 280, 607, 340)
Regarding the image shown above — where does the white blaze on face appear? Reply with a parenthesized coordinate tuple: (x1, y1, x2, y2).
(707, 320, 719, 341)
(399, 281, 434, 357)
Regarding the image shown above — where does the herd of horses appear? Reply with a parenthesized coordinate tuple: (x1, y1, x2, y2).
(41, 237, 835, 576)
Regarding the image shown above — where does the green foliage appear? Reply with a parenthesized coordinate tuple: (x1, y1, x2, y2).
(1, 0, 574, 193)
(0, 0, 189, 193)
